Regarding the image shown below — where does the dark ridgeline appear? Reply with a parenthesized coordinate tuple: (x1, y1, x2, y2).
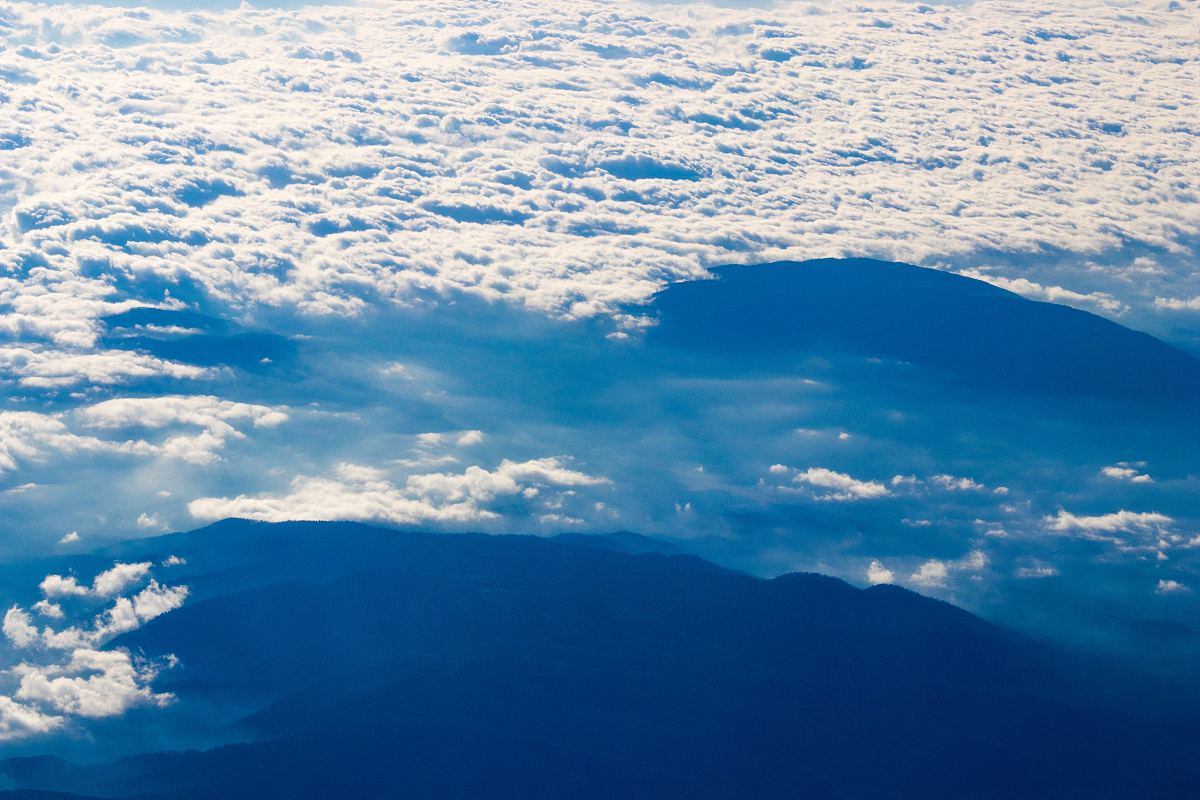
(651, 258, 1200, 402)
(2, 519, 1197, 799)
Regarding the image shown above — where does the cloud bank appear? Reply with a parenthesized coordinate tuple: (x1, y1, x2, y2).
(0, 0, 1197, 387)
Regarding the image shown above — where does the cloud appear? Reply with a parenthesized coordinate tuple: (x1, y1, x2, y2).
(0, 0, 1196, 378)
(188, 457, 608, 526)
(1154, 296, 1200, 312)
(1045, 509, 1173, 537)
(1156, 579, 1189, 594)
(957, 270, 1125, 315)
(866, 559, 894, 585)
(12, 648, 173, 720)
(790, 467, 889, 501)
(78, 395, 289, 465)
(0, 695, 64, 742)
(910, 559, 950, 588)
(1101, 463, 1152, 484)
(0, 345, 211, 388)
(0, 411, 153, 476)
(0, 396, 287, 484)
(1, 561, 187, 742)
(40, 562, 154, 600)
(909, 549, 988, 588)
(1015, 564, 1059, 579)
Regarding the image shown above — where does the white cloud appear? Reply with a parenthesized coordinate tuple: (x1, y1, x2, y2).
(1156, 579, 1189, 594)
(1101, 463, 1153, 484)
(1, 561, 187, 741)
(1154, 296, 1200, 312)
(0, 0, 1195, 374)
(791, 467, 889, 501)
(0, 695, 65, 742)
(78, 395, 289, 466)
(39, 561, 152, 600)
(1045, 509, 1173, 537)
(866, 559, 894, 585)
(136, 513, 164, 531)
(13, 648, 173, 720)
(188, 457, 608, 526)
(0, 345, 210, 389)
(910, 549, 988, 588)
(3, 607, 40, 649)
(910, 559, 950, 588)
(92, 562, 153, 598)
(0, 410, 152, 476)
(957, 270, 1124, 315)
(930, 474, 987, 492)
(456, 430, 485, 447)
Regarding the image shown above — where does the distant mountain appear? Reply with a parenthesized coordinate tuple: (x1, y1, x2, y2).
(650, 259, 1200, 401)
(3, 520, 1198, 799)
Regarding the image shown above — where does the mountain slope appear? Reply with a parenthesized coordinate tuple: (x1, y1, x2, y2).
(2, 520, 1198, 798)
(650, 259, 1200, 400)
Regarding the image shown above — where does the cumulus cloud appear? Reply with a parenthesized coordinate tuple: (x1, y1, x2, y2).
(957, 269, 1125, 315)
(1045, 509, 1173, 537)
(0, 396, 287, 484)
(1156, 579, 1189, 594)
(1015, 564, 1059, 579)
(866, 559, 894, 585)
(188, 457, 608, 526)
(0, 411, 152, 476)
(1101, 463, 1153, 483)
(1, 561, 187, 742)
(0, 345, 211, 389)
(78, 395, 288, 465)
(1154, 297, 1200, 312)
(909, 549, 988, 588)
(789, 467, 889, 501)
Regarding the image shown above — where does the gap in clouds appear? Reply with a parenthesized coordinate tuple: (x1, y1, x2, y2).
(2, 261, 1197, 682)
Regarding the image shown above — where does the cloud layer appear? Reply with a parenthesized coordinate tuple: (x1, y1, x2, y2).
(0, 0, 1198, 386)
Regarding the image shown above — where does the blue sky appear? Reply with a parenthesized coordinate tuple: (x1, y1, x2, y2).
(1, 0, 1199, 743)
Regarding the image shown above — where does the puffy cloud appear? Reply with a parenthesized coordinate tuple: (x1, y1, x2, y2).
(0, 695, 65, 742)
(910, 559, 950, 588)
(1045, 509, 1173, 536)
(0, 395, 288, 484)
(78, 395, 289, 465)
(188, 457, 608, 526)
(1100, 463, 1153, 483)
(957, 270, 1125, 315)
(791, 467, 889, 501)
(1154, 296, 1200, 312)
(3, 607, 39, 649)
(0, 345, 211, 389)
(92, 562, 153, 598)
(1156, 579, 1189, 594)
(866, 559, 894, 585)
(12, 648, 173, 720)
(1015, 564, 1059, 579)
(40, 562, 152, 600)
(910, 549, 988, 588)
(0, 411, 152, 476)
(0, 561, 187, 742)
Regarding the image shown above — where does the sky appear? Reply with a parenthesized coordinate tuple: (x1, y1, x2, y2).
(1, 0, 1199, 745)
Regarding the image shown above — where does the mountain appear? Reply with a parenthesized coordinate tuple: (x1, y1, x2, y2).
(650, 259, 1200, 401)
(2, 520, 1198, 798)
